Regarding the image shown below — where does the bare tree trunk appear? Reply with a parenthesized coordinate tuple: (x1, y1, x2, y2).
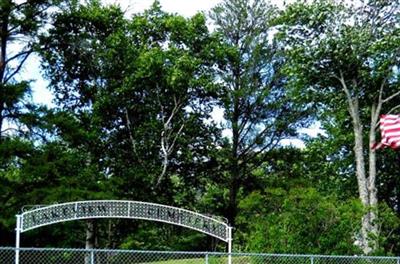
(338, 73, 375, 254)
(353, 113, 373, 254)
(156, 95, 184, 186)
(335, 57, 399, 254)
(368, 104, 380, 250)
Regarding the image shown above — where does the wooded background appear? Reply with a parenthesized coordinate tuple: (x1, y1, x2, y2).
(1, 0, 399, 256)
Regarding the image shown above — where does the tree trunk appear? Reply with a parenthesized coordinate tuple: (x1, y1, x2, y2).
(368, 105, 379, 250)
(0, 2, 10, 141)
(228, 114, 240, 226)
(341, 75, 377, 254)
(353, 115, 373, 254)
(227, 63, 241, 227)
(227, 163, 239, 226)
(85, 219, 97, 264)
(350, 102, 380, 254)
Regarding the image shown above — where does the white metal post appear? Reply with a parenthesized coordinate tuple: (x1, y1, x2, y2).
(90, 250, 95, 264)
(228, 226, 232, 264)
(15, 214, 22, 264)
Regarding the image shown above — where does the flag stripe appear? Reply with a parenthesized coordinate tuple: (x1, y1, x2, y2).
(374, 114, 400, 150)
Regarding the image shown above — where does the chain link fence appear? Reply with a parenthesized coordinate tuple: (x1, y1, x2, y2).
(1, 247, 400, 264)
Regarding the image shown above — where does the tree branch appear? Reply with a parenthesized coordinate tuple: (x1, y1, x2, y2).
(156, 93, 185, 187)
(125, 108, 149, 175)
(387, 105, 400, 115)
(238, 121, 255, 147)
(0, 127, 19, 134)
(244, 131, 282, 170)
(382, 90, 400, 104)
(4, 51, 32, 83)
(239, 121, 277, 160)
(168, 123, 184, 154)
(4, 50, 32, 65)
(333, 71, 357, 120)
(371, 79, 387, 131)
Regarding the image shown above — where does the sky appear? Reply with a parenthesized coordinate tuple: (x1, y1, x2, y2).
(105, 0, 222, 17)
(103, 0, 288, 16)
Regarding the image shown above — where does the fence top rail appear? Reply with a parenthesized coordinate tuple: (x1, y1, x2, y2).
(1, 247, 400, 259)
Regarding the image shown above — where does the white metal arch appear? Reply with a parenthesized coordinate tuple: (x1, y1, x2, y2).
(15, 200, 233, 264)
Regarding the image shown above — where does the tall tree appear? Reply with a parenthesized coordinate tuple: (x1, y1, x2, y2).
(279, 0, 400, 253)
(0, 0, 64, 246)
(40, 0, 221, 250)
(210, 0, 309, 226)
(41, 0, 219, 195)
(0, 0, 57, 140)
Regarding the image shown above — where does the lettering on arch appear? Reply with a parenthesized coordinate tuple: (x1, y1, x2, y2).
(20, 200, 229, 242)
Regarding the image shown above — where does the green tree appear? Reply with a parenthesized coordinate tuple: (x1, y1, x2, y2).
(278, 0, 400, 253)
(209, 0, 310, 226)
(0, 0, 59, 139)
(238, 187, 364, 254)
(0, 0, 66, 246)
(39, 0, 222, 250)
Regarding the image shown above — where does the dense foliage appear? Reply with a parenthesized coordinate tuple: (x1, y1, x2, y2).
(1, 0, 399, 256)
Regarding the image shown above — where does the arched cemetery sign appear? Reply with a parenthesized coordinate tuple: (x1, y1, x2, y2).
(15, 200, 232, 263)
(17, 200, 230, 240)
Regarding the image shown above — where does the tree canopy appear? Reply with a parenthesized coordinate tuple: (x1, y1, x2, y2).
(1, 0, 400, 256)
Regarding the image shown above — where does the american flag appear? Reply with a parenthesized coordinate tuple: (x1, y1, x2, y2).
(374, 114, 400, 149)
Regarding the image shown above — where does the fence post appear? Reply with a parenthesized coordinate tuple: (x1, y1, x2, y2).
(90, 250, 95, 264)
(311, 256, 314, 264)
(205, 253, 209, 264)
(228, 226, 232, 264)
(15, 214, 22, 264)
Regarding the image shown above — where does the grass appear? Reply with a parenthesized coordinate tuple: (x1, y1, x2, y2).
(141, 256, 252, 264)
(145, 258, 204, 264)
